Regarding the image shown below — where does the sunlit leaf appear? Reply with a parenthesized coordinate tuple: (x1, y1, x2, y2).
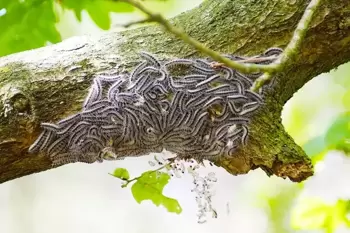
(343, 90, 350, 110)
(325, 112, 350, 154)
(58, 0, 134, 30)
(302, 135, 327, 159)
(291, 198, 350, 233)
(301, 112, 350, 159)
(111, 168, 130, 180)
(0, 0, 61, 56)
(131, 171, 182, 214)
(264, 185, 301, 233)
(332, 63, 350, 88)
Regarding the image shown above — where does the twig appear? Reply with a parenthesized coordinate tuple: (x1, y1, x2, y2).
(110, 163, 171, 188)
(275, 0, 321, 69)
(114, 0, 322, 92)
(251, 0, 322, 92)
(114, 0, 274, 74)
(116, 18, 154, 28)
(250, 73, 273, 92)
(210, 55, 279, 68)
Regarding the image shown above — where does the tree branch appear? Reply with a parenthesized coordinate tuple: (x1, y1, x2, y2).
(116, 0, 275, 74)
(0, 0, 350, 183)
(118, 0, 322, 90)
(251, 0, 322, 91)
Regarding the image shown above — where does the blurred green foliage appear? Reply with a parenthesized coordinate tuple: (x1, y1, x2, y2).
(0, 0, 147, 57)
(58, 0, 133, 30)
(292, 198, 350, 233)
(282, 62, 350, 233)
(0, 0, 181, 57)
(285, 62, 350, 159)
(0, 0, 61, 57)
(301, 112, 350, 160)
(302, 135, 327, 160)
(325, 112, 350, 154)
(265, 186, 301, 233)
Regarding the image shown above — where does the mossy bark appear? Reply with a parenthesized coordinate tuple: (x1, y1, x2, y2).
(0, 0, 349, 183)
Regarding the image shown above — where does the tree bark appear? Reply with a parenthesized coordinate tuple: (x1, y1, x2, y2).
(0, 0, 349, 184)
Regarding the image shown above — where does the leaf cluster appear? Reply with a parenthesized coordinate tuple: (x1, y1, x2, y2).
(111, 168, 182, 214)
(0, 0, 165, 57)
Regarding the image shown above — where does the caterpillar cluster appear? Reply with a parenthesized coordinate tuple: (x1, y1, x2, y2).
(28, 48, 282, 166)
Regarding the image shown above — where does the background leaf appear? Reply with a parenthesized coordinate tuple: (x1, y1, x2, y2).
(300, 112, 350, 160)
(58, 0, 134, 30)
(302, 135, 327, 160)
(292, 198, 350, 233)
(0, 0, 61, 57)
(325, 112, 350, 154)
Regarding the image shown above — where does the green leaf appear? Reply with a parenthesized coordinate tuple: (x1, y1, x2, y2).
(325, 112, 350, 153)
(0, 0, 61, 56)
(301, 112, 350, 159)
(292, 198, 350, 233)
(263, 185, 301, 233)
(332, 63, 350, 88)
(111, 168, 130, 180)
(343, 90, 350, 110)
(302, 135, 327, 159)
(131, 171, 182, 214)
(58, 0, 134, 29)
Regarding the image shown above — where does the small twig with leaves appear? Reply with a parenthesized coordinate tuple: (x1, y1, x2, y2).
(114, 0, 322, 92)
(110, 162, 171, 188)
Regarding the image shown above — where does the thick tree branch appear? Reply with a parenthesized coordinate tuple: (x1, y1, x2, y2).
(0, 0, 350, 183)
